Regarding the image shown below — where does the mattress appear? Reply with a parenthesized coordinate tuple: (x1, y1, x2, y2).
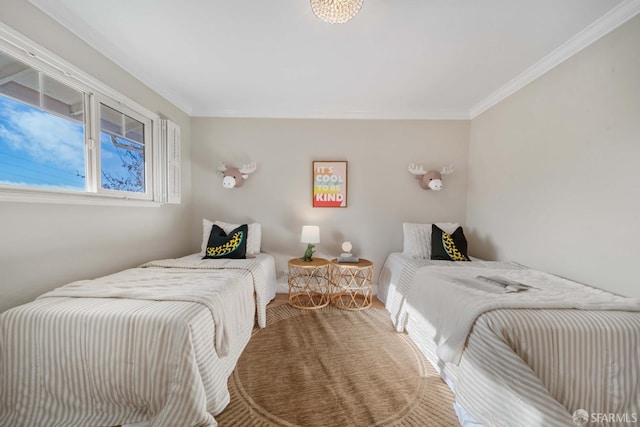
(0, 253, 277, 427)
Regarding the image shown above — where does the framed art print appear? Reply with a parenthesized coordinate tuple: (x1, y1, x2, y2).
(313, 161, 347, 207)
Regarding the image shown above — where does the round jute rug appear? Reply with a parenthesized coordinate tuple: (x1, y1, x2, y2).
(216, 304, 458, 426)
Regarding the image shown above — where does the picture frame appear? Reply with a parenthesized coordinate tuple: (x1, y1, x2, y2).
(312, 161, 348, 208)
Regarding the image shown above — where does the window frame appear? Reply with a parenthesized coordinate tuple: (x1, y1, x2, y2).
(93, 95, 154, 200)
(0, 22, 167, 207)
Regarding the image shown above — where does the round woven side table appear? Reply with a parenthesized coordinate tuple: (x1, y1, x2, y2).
(330, 258, 373, 310)
(287, 257, 330, 310)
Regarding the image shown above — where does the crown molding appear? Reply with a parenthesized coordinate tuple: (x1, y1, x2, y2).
(191, 108, 471, 120)
(469, 0, 640, 119)
(0, 21, 159, 120)
(28, 0, 194, 116)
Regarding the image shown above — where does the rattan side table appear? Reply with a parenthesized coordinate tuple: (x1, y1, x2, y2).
(330, 258, 373, 310)
(288, 257, 331, 310)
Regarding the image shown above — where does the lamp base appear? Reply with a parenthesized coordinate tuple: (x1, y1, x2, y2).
(300, 243, 315, 262)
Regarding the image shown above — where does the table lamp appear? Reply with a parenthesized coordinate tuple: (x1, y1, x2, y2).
(300, 225, 320, 261)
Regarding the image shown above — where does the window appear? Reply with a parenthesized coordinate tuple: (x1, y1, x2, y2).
(0, 25, 180, 205)
(99, 102, 147, 194)
(0, 53, 86, 191)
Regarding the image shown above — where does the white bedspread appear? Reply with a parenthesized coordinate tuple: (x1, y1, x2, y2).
(39, 267, 250, 357)
(140, 256, 270, 328)
(409, 267, 640, 364)
(379, 253, 526, 332)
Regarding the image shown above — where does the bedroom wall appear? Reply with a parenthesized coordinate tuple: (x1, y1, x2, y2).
(466, 14, 640, 297)
(191, 118, 470, 289)
(0, 1, 192, 313)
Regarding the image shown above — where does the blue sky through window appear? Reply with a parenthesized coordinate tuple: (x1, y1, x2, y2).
(0, 95, 85, 190)
(0, 95, 145, 193)
(100, 132, 145, 192)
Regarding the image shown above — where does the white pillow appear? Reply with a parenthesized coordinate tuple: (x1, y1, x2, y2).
(201, 219, 262, 257)
(402, 222, 460, 259)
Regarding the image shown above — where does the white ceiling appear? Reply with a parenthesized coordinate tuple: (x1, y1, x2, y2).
(29, 0, 640, 119)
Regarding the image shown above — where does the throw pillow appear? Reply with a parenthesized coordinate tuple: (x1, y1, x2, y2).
(203, 224, 248, 259)
(430, 224, 470, 261)
(200, 219, 261, 257)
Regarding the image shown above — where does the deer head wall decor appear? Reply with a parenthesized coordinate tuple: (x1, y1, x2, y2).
(408, 163, 455, 191)
(217, 161, 257, 189)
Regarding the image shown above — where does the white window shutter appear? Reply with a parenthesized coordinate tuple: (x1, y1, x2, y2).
(161, 119, 181, 204)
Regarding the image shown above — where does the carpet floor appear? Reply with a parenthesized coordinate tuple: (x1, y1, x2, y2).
(216, 303, 458, 426)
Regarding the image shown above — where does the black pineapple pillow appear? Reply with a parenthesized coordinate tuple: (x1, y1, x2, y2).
(431, 224, 470, 261)
(203, 224, 248, 259)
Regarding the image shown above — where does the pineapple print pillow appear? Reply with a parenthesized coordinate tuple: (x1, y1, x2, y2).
(430, 224, 469, 261)
(203, 224, 248, 259)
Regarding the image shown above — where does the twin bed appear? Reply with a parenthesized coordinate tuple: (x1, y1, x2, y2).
(0, 220, 276, 427)
(379, 233, 640, 427)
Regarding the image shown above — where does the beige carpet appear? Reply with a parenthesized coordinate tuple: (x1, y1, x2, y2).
(216, 304, 458, 426)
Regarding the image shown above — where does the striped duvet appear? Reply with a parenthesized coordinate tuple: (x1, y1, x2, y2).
(401, 266, 640, 427)
(0, 257, 268, 427)
(407, 306, 640, 427)
(408, 267, 640, 365)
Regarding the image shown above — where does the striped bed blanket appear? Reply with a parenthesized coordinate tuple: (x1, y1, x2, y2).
(403, 266, 640, 427)
(409, 267, 640, 364)
(0, 257, 268, 427)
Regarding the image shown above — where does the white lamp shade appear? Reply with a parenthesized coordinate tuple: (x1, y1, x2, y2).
(300, 225, 320, 244)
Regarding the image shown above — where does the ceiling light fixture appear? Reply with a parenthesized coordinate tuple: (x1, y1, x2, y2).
(310, 0, 364, 24)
